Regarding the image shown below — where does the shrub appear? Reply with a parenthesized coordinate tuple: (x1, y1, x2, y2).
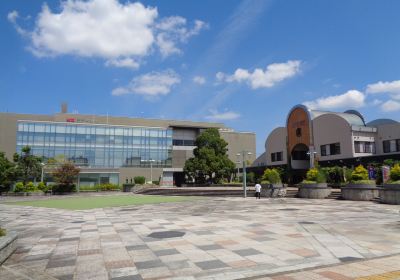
(79, 185, 100, 192)
(14, 182, 25, 192)
(344, 167, 353, 182)
(321, 166, 344, 184)
(134, 176, 145, 185)
(0, 227, 6, 237)
(303, 168, 326, 184)
(351, 165, 368, 181)
(25, 182, 38, 192)
(52, 184, 76, 193)
(37, 182, 50, 193)
(99, 183, 120, 191)
(246, 172, 255, 184)
(389, 164, 400, 182)
(262, 168, 281, 184)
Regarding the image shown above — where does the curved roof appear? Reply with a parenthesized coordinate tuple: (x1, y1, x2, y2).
(310, 110, 365, 126)
(366, 118, 399, 127)
(287, 105, 366, 127)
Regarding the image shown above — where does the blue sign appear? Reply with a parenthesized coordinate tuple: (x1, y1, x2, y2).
(368, 167, 375, 180)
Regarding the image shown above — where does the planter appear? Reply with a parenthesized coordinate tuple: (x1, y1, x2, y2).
(0, 231, 17, 264)
(122, 183, 135, 192)
(261, 183, 286, 198)
(298, 183, 331, 199)
(380, 184, 400, 205)
(341, 183, 378, 201)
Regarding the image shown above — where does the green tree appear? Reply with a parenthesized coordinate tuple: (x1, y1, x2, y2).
(184, 128, 235, 184)
(53, 162, 80, 189)
(0, 152, 16, 192)
(14, 146, 42, 185)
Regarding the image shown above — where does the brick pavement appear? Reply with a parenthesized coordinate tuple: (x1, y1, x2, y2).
(0, 195, 400, 279)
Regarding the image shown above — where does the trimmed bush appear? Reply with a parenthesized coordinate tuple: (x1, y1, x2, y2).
(134, 176, 145, 185)
(14, 182, 24, 192)
(302, 168, 326, 184)
(99, 183, 120, 191)
(351, 165, 368, 181)
(52, 184, 76, 193)
(390, 164, 400, 182)
(37, 182, 50, 193)
(262, 168, 281, 184)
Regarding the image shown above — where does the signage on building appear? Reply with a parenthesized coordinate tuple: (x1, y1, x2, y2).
(368, 166, 375, 180)
(382, 166, 390, 183)
(66, 118, 76, 122)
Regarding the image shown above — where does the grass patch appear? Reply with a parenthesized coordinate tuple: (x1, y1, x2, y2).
(5, 195, 197, 210)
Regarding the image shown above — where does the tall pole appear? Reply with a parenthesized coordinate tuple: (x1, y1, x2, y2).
(41, 167, 44, 183)
(243, 153, 247, 198)
(150, 161, 153, 184)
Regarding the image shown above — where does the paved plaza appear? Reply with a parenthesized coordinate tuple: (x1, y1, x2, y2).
(0, 195, 400, 280)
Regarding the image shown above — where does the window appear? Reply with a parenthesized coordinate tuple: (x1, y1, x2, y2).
(354, 141, 374, 153)
(296, 128, 302, 137)
(383, 140, 390, 153)
(383, 139, 400, 153)
(271, 151, 283, 162)
(320, 142, 341, 156)
(321, 145, 327, 156)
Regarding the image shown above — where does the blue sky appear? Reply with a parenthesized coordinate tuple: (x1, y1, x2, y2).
(1, 0, 400, 155)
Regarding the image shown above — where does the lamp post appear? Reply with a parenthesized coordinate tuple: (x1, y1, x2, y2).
(236, 151, 252, 198)
(141, 159, 156, 184)
(40, 162, 46, 183)
(307, 148, 317, 168)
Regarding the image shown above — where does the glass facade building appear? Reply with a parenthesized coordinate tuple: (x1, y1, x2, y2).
(16, 121, 173, 168)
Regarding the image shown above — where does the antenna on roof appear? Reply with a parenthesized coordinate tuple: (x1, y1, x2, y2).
(61, 102, 68, 114)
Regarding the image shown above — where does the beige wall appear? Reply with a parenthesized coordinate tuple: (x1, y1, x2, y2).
(172, 148, 194, 168)
(220, 131, 256, 164)
(0, 113, 54, 159)
(119, 167, 164, 184)
(265, 127, 287, 165)
(375, 123, 400, 155)
(312, 114, 353, 161)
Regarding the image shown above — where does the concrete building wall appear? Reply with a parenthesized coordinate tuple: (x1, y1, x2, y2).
(119, 167, 164, 184)
(0, 113, 53, 159)
(376, 123, 400, 155)
(312, 114, 353, 161)
(220, 131, 256, 164)
(265, 127, 287, 166)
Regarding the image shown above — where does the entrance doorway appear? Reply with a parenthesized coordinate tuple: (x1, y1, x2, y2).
(291, 143, 310, 169)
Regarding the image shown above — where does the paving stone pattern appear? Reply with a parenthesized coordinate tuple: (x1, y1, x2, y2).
(1, 196, 400, 279)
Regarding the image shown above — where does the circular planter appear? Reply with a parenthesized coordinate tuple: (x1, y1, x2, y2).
(341, 183, 378, 201)
(261, 183, 286, 198)
(380, 184, 400, 205)
(298, 183, 331, 199)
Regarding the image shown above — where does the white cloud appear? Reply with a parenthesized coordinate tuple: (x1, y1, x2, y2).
(216, 60, 301, 89)
(380, 100, 400, 112)
(105, 58, 140, 70)
(155, 16, 207, 57)
(366, 80, 400, 100)
(205, 110, 240, 121)
(7, 10, 28, 36)
(9, 0, 207, 66)
(112, 70, 180, 97)
(303, 90, 365, 110)
(193, 76, 206, 85)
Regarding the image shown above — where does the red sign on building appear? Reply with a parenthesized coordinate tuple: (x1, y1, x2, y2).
(66, 118, 76, 122)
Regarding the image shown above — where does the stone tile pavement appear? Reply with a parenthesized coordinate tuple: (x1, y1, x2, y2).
(0, 195, 400, 279)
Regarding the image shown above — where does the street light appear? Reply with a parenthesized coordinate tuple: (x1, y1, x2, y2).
(40, 162, 46, 183)
(141, 159, 156, 184)
(236, 151, 252, 198)
(306, 149, 317, 168)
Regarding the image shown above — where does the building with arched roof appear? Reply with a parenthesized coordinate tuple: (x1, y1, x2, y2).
(254, 104, 400, 170)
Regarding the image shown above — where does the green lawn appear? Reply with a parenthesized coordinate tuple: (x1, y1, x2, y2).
(5, 195, 196, 210)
